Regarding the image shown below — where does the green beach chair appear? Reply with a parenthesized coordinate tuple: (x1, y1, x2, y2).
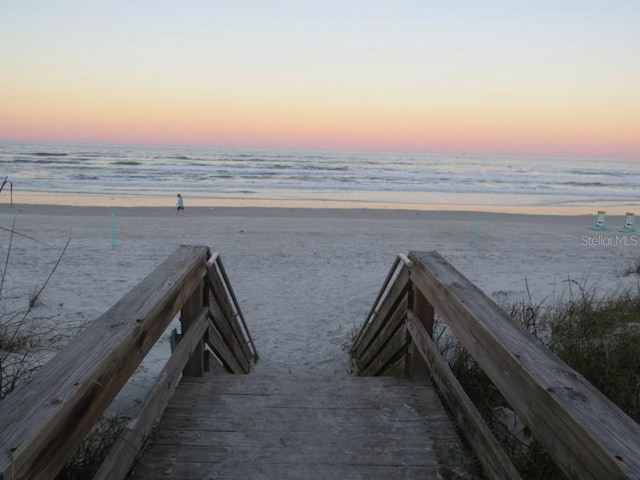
(620, 212, 637, 233)
(591, 210, 607, 230)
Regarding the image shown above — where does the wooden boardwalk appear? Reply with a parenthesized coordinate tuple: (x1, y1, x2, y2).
(5, 247, 638, 479)
(129, 373, 478, 479)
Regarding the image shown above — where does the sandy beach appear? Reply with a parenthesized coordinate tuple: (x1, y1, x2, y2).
(1, 203, 639, 409)
(7, 191, 640, 216)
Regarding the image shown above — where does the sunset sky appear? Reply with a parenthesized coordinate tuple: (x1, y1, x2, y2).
(1, 1, 638, 159)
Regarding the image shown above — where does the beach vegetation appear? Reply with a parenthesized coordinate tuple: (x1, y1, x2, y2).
(28, 285, 41, 309)
(0, 228, 69, 398)
(1, 228, 125, 477)
(55, 412, 127, 480)
(439, 281, 640, 479)
(623, 257, 640, 276)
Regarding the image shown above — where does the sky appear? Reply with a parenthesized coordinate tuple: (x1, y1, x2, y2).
(1, 1, 639, 159)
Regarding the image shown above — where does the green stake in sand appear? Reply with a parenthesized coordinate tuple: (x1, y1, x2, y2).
(111, 212, 117, 248)
(471, 218, 479, 248)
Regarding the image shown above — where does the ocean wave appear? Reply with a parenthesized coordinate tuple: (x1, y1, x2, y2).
(233, 155, 268, 162)
(303, 165, 349, 172)
(113, 160, 142, 165)
(3, 143, 638, 207)
(561, 181, 607, 187)
(566, 169, 627, 177)
(76, 153, 105, 158)
(73, 174, 100, 180)
(8, 157, 70, 165)
(29, 152, 68, 157)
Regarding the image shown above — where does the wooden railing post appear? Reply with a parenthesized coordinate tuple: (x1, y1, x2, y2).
(406, 284, 434, 380)
(181, 280, 206, 376)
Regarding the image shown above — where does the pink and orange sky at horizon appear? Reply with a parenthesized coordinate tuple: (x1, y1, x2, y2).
(1, 1, 639, 160)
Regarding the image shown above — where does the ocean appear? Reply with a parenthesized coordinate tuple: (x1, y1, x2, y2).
(0, 142, 638, 209)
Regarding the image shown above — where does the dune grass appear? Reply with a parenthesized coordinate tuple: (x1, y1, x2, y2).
(440, 281, 640, 479)
(547, 283, 640, 422)
(0, 226, 127, 477)
(0, 227, 70, 399)
(55, 413, 127, 480)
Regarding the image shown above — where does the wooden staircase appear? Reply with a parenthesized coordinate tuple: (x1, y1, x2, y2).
(129, 373, 477, 480)
(4, 247, 639, 479)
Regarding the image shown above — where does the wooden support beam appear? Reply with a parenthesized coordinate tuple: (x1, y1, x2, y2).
(359, 323, 408, 377)
(205, 312, 245, 374)
(405, 285, 434, 380)
(94, 307, 210, 480)
(406, 310, 521, 480)
(353, 266, 411, 361)
(204, 265, 252, 365)
(207, 301, 250, 374)
(181, 283, 205, 377)
(356, 300, 407, 373)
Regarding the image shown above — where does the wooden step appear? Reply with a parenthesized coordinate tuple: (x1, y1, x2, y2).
(129, 374, 478, 479)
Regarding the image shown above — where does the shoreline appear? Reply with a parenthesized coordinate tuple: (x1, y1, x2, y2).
(1, 192, 637, 217)
(2, 202, 637, 237)
(0, 203, 618, 224)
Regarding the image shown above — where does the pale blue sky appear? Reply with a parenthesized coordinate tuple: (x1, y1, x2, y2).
(1, 1, 639, 157)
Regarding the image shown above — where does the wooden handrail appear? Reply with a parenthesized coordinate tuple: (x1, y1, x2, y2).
(94, 306, 210, 480)
(0, 245, 256, 480)
(353, 250, 640, 480)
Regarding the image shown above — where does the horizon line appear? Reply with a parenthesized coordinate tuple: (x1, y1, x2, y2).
(1, 137, 638, 163)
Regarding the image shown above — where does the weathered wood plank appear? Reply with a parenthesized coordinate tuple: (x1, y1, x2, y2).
(176, 372, 424, 390)
(166, 391, 419, 410)
(355, 298, 407, 372)
(205, 313, 245, 374)
(205, 264, 252, 365)
(130, 374, 479, 480)
(406, 309, 521, 480)
(131, 462, 446, 480)
(359, 324, 408, 377)
(0, 245, 209, 480)
(169, 375, 445, 412)
(204, 261, 235, 321)
(180, 282, 205, 376)
(94, 306, 210, 480)
(405, 286, 434, 380)
(353, 266, 411, 361)
(148, 428, 454, 449)
(155, 410, 454, 432)
(208, 302, 250, 373)
(214, 256, 258, 360)
(409, 250, 640, 479)
(132, 441, 446, 466)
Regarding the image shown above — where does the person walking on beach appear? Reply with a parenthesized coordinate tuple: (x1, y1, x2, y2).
(176, 193, 186, 215)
